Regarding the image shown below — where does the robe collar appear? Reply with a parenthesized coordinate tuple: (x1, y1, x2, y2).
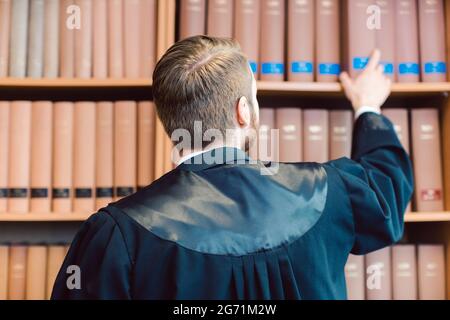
(177, 147, 250, 172)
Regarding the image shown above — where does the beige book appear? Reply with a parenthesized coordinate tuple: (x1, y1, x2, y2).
(207, 0, 233, 38)
(9, 0, 29, 78)
(138, 102, 156, 188)
(108, 0, 124, 78)
(31, 102, 53, 213)
(140, 0, 157, 78)
(8, 245, 27, 300)
(365, 247, 392, 300)
(345, 254, 365, 300)
(43, 0, 60, 78)
(375, 0, 396, 80)
(392, 245, 417, 300)
(179, 0, 206, 40)
(74, 0, 92, 78)
(46, 245, 66, 300)
(418, 244, 446, 300)
(258, 108, 276, 162)
(8, 101, 32, 214)
(26, 246, 47, 300)
(53, 102, 74, 214)
(0, 102, 9, 212)
(124, 0, 140, 78)
(27, 0, 45, 78)
(0, 0, 10, 77)
(73, 102, 96, 213)
(329, 110, 353, 160)
(96, 102, 114, 209)
(93, 0, 107, 78)
(59, 0, 75, 78)
(303, 110, 329, 163)
(114, 101, 137, 200)
(0, 245, 8, 299)
(276, 108, 302, 162)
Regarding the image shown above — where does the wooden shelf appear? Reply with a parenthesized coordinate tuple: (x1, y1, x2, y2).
(404, 212, 450, 222)
(0, 78, 152, 88)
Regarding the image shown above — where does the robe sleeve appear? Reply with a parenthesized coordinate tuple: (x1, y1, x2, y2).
(327, 112, 414, 255)
(51, 210, 133, 300)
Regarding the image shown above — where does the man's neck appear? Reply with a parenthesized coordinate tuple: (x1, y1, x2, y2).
(176, 142, 244, 166)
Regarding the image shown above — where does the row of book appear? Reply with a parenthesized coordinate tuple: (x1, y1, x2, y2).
(345, 244, 446, 300)
(0, 0, 157, 79)
(259, 108, 443, 212)
(0, 101, 157, 214)
(0, 244, 69, 300)
(179, 0, 447, 82)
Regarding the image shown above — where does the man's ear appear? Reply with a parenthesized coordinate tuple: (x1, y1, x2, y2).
(236, 96, 251, 128)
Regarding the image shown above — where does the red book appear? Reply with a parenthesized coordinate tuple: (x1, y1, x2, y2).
(375, 0, 395, 80)
(287, 0, 314, 82)
(392, 245, 417, 300)
(345, 254, 365, 300)
(258, 108, 276, 162)
(329, 110, 353, 159)
(260, 0, 285, 81)
(276, 108, 302, 162)
(365, 247, 392, 300)
(0, 102, 9, 212)
(179, 0, 206, 40)
(207, 0, 233, 38)
(418, 244, 446, 300)
(303, 110, 329, 163)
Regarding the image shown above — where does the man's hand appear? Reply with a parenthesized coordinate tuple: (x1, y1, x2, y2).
(340, 50, 392, 113)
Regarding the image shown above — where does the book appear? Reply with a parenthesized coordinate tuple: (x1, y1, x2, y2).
(179, 0, 206, 40)
(303, 110, 329, 163)
(392, 245, 417, 300)
(287, 0, 314, 82)
(27, 0, 45, 78)
(207, 0, 233, 38)
(140, 0, 157, 78)
(25, 246, 47, 300)
(0, 246, 8, 299)
(60, 0, 75, 78)
(53, 102, 74, 214)
(258, 108, 276, 162)
(0, 102, 9, 212)
(138, 102, 156, 189)
(343, 0, 376, 77)
(375, 0, 395, 80)
(8, 101, 32, 214)
(73, 102, 96, 213)
(124, 0, 141, 78)
(108, 0, 124, 78)
(43, 0, 60, 78)
(92, 0, 107, 78)
(418, 0, 447, 82)
(316, 0, 340, 82)
(8, 245, 27, 300)
(365, 247, 392, 300)
(260, 0, 285, 81)
(0, 0, 10, 77)
(74, 0, 92, 78)
(411, 109, 444, 212)
(114, 101, 137, 200)
(417, 244, 446, 300)
(395, 0, 420, 83)
(344, 254, 365, 300)
(276, 108, 302, 162)
(46, 245, 66, 299)
(30, 101, 53, 214)
(234, 0, 260, 75)
(329, 110, 353, 159)
(9, 0, 29, 78)
(96, 102, 114, 210)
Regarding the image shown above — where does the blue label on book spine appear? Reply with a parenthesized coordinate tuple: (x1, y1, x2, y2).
(381, 62, 394, 75)
(249, 61, 258, 74)
(399, 62, 420, 75)
(424, 62, 447, 74)
(261, 62, 284, 75)
(319, 63, 341, 75)
(0, 188, 7, 198)
(353, 57, 370, 70)
(291, 61, 313, 74)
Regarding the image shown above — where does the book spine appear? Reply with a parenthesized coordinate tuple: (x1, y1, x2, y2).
(108, 0, 124, 78)
(395, 0, 420, 83)
(8, 245, 27, 300)
(365, 247, 392, 300)
(375, 0, 396, 80)
(260, 0, 285, 81)
(9, 0, 29, 78)
(0, 102, 9, 213)
(207, 0, 233, 38)
(287, 0, 314, 82)
(0, 0, 11, 77)
(95, 102, 114, 210)
(392, 245, 417, 300)
(52, 102, 74, 214)
(93, 0, 108, 78)
(8, 101, 32, 214)
(303, 110, 329, 163)
(329, 110, 353, 159)
(140, 0, 157, 78)
(59, 0, 75, 78)
(30, 101, 53, 214)
(43, 0, 60, 78)
(418, 0, 447, 82)
(418, 244, 446, 300)
(276, 108, 303, 162)
(27, 0, 45, 78)
(234, 0, 260, 75)
(138, 101, 156, 189)
(124, 0, 141, 78)
(46, 246, 67, 299)
(179, 0, 206, 40)
(316, 0, 340, 82)
(411, 109, 444, 211)
(74, 0, 92, 78)
(344, 254, 365, 300)
(25, 246, 47, 300)
(258, 108, 276, 162)
(73, 102, 96, 213)
(0, 245, 8, 299)
(114, 101, 137, 200)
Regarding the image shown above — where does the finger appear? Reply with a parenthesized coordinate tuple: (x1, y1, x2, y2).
(376, 64, 384, 74)
(339, 71, 353, 89)
(365, 49, 381, 72)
